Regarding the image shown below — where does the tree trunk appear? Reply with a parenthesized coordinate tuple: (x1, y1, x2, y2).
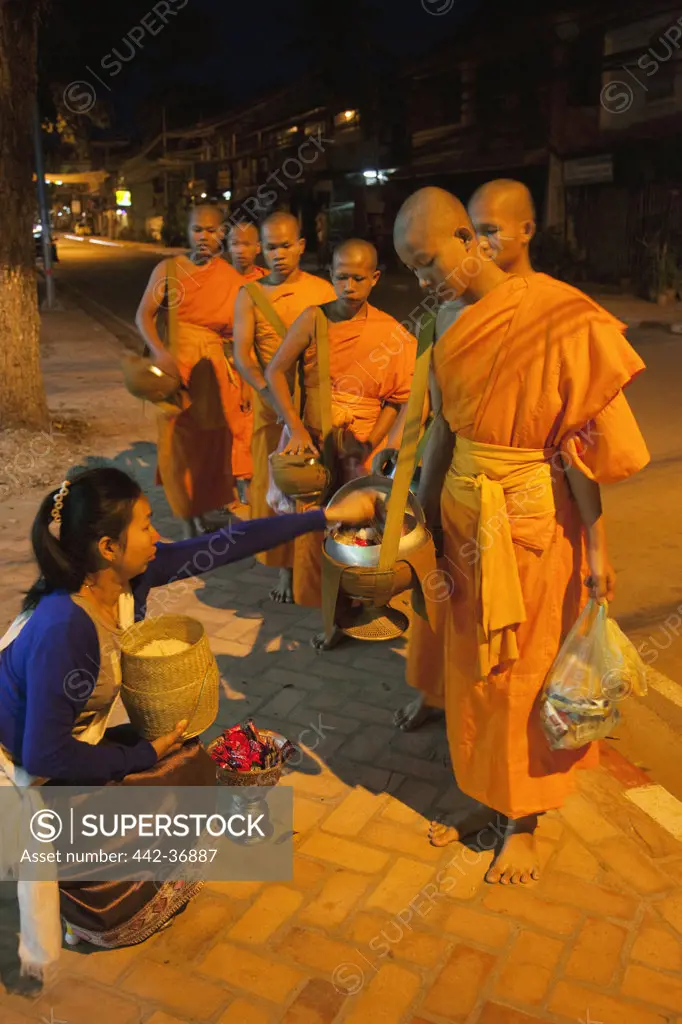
(0, 0, 49, 429)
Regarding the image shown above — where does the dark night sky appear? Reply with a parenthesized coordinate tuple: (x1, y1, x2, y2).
(40, 0, 480, 138)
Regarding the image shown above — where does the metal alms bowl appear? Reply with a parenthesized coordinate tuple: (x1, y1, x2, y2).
(324, 473, 428, 568)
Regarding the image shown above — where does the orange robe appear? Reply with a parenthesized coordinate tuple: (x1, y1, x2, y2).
(418, 273, 649, 819)
(225, 266, 267, 481)
(249, 272, 336, 567)
(293, 304, 417, 607)
(156, 257, 243, 518)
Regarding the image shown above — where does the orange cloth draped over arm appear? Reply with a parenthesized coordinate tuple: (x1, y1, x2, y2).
(155, 258, 243, 518)
(416, 274, 648, 819)
(248, 273, 336, 569)
(293, 305, 417, 607)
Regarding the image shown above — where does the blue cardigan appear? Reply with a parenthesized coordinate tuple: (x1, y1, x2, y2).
(0, 510, 325, 784)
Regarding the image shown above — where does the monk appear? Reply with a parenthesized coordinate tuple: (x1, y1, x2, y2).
(233, 212, 336, 601)
(394, 187, 649, 883)
(397, 179, 537, 730)
(227, 221, 266, 281)
(136, 204, 243, 537)
(224, 221, 267, 503)
(265, 239, 417, 646)
(396, 177, 573, 731)
(468, 178, 536, 277)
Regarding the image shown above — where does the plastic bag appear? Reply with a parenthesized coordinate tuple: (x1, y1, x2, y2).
(540, 600, 648, 751)
(266, 426, 296, 515)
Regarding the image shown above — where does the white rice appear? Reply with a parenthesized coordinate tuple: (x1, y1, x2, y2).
(137, 638, 191, 657)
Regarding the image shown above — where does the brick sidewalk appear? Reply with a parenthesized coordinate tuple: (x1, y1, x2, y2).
(1, 311, 681, 1023)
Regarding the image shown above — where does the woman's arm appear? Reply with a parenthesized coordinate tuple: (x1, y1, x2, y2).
(22, 614, 157, 784)
(135, 260, 178, 377)
(137, 508, 329, 592)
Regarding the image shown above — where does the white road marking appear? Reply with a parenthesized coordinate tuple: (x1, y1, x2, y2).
(647, 666, 682, 710)
(625, 784, 682, 841)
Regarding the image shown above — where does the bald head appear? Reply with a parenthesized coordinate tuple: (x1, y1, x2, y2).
(333, 238, 378, 273)
(394, 187, 473, 249)
(261, 211, 301, 239)
(187, 204, 225, 257)
(330, 238, 380, 312)
(470, 179, 535, 222)
(261, 211, 304, 280)
(228, 220, 261, 274)
(393, 187, 494, 301)
(468, 179, 536, 276)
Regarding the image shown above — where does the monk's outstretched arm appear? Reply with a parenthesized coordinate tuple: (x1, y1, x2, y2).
(234, 288, 269, 395)
(563, 463, 614, 603)
(266, 307, 318, 453)
(135, 260, 177, 377)
(417, 370, 454, 535)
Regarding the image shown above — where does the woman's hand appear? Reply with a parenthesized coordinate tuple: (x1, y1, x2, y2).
(284, 426, 319, 456)
(151, 719, 188, 761)
(324, 491, 378, 525)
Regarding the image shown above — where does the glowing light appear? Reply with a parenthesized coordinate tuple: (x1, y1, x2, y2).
(222, 190, 232, 200)
(201, 192, 207, 198)
(344, 110, 355, 119)
(55, 180, 63, 186)
(363, 170, 378, 179)
(115, 189, 132, 207)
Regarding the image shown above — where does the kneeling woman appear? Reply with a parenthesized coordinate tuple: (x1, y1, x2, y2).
(0, 466, 374, 977)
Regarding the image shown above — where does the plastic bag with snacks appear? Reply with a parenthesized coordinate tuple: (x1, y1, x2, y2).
(266, 426, 296, 515)
(540, 600, 648, 751)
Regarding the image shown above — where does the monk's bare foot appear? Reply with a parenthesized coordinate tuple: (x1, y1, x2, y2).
(270, 568, 294, 604)
(394, 694, 432, 731)
(485, 815, 540, 885)
(429, 807, 501, 847)
(311, 626, 347, 651)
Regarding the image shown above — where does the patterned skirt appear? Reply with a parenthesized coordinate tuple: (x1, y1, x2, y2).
(57, 731, 216, 948)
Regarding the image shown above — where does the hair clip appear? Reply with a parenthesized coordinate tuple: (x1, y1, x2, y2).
(48, 480, 70, 539)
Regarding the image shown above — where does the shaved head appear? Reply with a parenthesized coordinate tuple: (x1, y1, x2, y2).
(393, 187, 491, 301)
(228, 221, 259, 242)
(470, 179, 536, 222)
(394, 187, 473, 249)
(189, 203, 224, 225)
(261, 211, 301, 239)
(330, 238, 380, 312)
(333, 238, 378, 272)
(187, 204, 225, 258)
(468, 179, 536, 276)
(228, 220, 261, 274)
(261, 211, 304, 281)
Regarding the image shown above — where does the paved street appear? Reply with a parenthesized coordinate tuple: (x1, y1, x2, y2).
(1, 258, 679, 1022)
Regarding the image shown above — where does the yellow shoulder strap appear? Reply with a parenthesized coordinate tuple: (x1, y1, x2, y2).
(166, 257, 179, 358)
(244, 281, 287, 338)
(314, 307, 333, 442)
(378, 313, 436, 574)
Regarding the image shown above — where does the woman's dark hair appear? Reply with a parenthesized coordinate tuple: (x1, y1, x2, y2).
(23, 467, 143, 611)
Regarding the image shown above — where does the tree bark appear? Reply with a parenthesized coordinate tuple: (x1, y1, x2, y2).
(0, 0, 49, 429)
